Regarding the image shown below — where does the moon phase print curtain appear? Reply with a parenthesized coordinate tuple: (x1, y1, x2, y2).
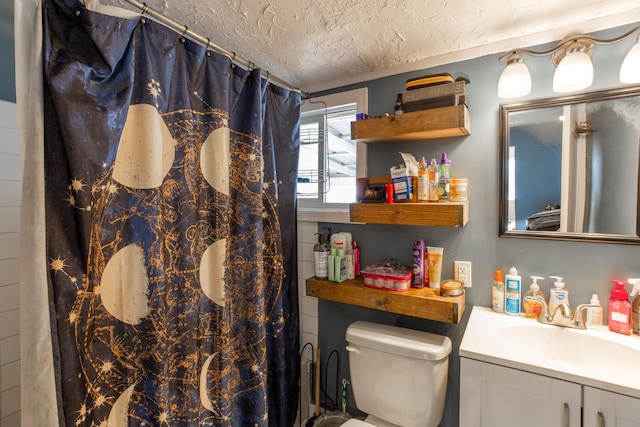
(41, 0, 301, 424)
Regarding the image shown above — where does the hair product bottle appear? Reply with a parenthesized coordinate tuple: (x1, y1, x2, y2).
(313, 233, 329, 279)
(629, 278, 640, 334)
(412, 239, 426, 288)
(492, 270, 505, 313)
(504, 266, 522, 316)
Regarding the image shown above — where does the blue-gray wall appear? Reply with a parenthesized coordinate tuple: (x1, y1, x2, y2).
(317, 23, 640, 427)
(1, 0, 15, 102)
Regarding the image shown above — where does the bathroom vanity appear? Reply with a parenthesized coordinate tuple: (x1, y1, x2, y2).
(459, 307, 640, 427)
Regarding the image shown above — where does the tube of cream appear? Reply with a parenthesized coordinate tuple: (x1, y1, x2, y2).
(426, 246, 444, 289)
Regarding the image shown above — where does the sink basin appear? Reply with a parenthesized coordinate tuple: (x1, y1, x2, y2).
(460, 306, 640, 398)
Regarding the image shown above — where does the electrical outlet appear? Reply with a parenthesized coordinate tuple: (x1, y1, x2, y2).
(455, 261, 472, 287)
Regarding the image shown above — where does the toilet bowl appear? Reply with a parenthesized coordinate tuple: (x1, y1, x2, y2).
(345, 321, 452, 427)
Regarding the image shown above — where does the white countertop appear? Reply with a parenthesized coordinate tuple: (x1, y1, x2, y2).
(460, 306, 640, 398)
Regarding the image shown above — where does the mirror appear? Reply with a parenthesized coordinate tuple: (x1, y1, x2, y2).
(500, 86, 640, 244)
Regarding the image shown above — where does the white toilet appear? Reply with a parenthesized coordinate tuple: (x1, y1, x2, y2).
(343, 321, 452, 427)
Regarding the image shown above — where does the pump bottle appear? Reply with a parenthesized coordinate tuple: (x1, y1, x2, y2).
(627, 278, 640, 334)
(608, 280, 631, 335)
(313, 233, 330, 279)
(523, 276, 545, 318)
(492, 270, 504, 313)
(548, 276, 569, 314)
(585, 294, 603, 327)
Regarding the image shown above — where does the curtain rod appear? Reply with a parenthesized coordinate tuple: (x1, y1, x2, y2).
(122, 0, 304, 95)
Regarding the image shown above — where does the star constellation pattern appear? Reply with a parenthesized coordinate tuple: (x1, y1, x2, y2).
(50, 87, 286, 425)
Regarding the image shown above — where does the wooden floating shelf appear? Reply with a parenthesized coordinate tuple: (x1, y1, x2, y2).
(351, 105, 470, 143)
(306, 276, 465, 324)
(350, 201, 468, 227)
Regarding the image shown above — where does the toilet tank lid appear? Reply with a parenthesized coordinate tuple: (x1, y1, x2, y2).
(345, 321, 452, 361)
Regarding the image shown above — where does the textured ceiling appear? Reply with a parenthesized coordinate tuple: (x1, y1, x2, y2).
(107, 0, 640, 93)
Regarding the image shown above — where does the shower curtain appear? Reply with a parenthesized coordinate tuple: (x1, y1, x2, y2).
(18, 0, 301, 425)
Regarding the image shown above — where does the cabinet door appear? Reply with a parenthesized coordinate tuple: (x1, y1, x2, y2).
(460, 358, 581, 427)
(584, 386, 640, 427)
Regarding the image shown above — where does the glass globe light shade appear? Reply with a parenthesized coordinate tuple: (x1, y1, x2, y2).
(553, 50, 593, 93)
(498, 55, 531, 98)
(620, 39, 640, 84)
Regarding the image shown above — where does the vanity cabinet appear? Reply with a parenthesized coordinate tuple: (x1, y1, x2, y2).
(461, 358, 640, 427)
(350, 105, 471, 226)
(460, 358, 581, 427)
(584, 387, 640, 427)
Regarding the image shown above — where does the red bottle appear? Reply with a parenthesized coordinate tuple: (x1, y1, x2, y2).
(609, 280, 631, 335)
(352, 241, 360, 277)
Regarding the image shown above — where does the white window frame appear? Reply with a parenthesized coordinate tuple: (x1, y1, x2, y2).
(297, 88, 368, 223)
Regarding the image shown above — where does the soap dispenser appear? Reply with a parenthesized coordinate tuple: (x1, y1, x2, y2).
(585, 294, 603, 327)
(548, 276, 569, 314)
(523, 276, 545, 318)
(627, 278, 640, 335)
(608, 280, 631, 335)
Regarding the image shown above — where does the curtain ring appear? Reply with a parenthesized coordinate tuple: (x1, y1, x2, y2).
(231, 52, 236, 68)
(141, 2, 149, 15)
(179, 25, 188, 43)
(205, 37, 211, 56)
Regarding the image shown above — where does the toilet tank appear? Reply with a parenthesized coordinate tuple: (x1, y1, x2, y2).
(346, 321, 452, 427)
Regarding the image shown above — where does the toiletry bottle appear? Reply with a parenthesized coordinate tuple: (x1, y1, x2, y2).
(352, 241, 360, 278)
(492, 270, 505, 313)
(313, 233, 329, 279)
(505, 266, 522, 316)
(334, 249, 347, 282)
(417, 157, 429, 201)
(328, 249, 336, 282)
(608, 279, 631, 335)
(428, 158, 439, 202)
(412, 238, 425, 288)
(346, 245, 355, 280)
(437, 153, 451, 202)
(394, 93, 404, 115)
(548, 276, 569, 314)
(586, 293, 603, 327)
(629, 278, 640, 334)
(523, 276, 545, 318)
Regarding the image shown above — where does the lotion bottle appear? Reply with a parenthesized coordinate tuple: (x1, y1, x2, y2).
(504, 266, 521, 316)
(523, 276, 545, 318)
(608, 280, 631, 335)
(548, 276, 569, 314)
(313, 233, 329, 279)
(629, 278, 640, 335)
(585, 294, 603, 327)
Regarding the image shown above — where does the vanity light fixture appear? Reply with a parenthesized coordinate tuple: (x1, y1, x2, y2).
(498, 23, 640, 98)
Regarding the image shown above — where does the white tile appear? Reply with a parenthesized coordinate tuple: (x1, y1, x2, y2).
(0, 101, 18, 129)
(0, 310, 19, 339)
(0, 181, 21, 207)
(0, 335, 20, 365)
(301, 295, 318, 317)
(300, 260, 314, 280)
(0, 233, 20, 260)
(0, 128, 19, 156)
(0, 155, 21, 181)
(1, 386, 21, 418)
(300, 332, 317, 353)
(1, 411, 21, 427)
(300, 242, 314, 263)
(298, 221, 318, 244)
(0, 360, 20, 392)
(0, 208, 20, 233)
(301, 313, 318, 335)
(0, 285, 19, 312)
(0, 259, 19, 287)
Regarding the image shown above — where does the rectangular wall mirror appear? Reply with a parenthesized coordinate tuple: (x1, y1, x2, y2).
(499, 85, 640, 244)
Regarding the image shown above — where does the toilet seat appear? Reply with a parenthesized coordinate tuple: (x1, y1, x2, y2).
(342, 420, 373, 427)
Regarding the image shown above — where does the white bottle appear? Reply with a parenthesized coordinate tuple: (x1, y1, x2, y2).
(504, 266, 522, 316)
(586, 293, 603, 326)
(548, 276, 569, 314)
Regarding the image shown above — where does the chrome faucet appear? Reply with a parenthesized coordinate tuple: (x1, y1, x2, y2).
(523, 296, 600, 329)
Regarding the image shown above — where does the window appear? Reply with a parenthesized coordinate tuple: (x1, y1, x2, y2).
(297, 88, 368, 209)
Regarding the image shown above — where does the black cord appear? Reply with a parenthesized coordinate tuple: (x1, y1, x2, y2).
(298, 343, 314, 427)
(321, 349, 340, 412)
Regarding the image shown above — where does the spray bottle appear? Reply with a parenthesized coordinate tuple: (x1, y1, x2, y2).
(492, 270, 504, 313)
